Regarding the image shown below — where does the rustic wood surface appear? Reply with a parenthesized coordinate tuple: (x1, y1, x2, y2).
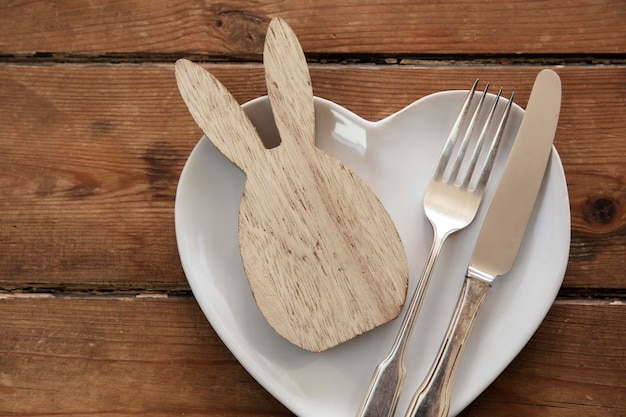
(1, 1, 624, 416)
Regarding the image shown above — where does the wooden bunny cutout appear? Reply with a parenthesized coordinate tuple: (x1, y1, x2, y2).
(175, 18, 408, 352)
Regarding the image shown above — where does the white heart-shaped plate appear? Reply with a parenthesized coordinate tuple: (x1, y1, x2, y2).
(175, 91, 570, 417)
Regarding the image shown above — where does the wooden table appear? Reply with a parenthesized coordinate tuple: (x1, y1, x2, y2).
(1, 1, 624, 416)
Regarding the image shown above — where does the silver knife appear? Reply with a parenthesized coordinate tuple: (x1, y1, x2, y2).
(403, 69, 562, 417)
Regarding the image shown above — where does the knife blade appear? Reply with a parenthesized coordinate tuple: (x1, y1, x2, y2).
(403, 69, 562, 417)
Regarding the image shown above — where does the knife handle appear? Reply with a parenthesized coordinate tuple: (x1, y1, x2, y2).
(403, 275, 491, 417)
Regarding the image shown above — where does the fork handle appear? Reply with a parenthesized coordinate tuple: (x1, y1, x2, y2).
(403, 275, 491, 417)
(356, 234, 448, 417)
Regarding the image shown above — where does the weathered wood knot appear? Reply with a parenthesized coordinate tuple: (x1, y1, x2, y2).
(583, 195, 618, 226)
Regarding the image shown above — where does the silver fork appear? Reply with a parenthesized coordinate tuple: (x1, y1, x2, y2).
(356, 81, 513, 417)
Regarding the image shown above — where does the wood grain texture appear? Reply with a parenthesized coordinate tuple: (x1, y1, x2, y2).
(174, 18, 408, 351)
(1, 64, 624, 289)
(0, 64, 197, 287)
(0, 2, 623, 416)
(0, 297, 622, 416)
(0, 0, 624, 55)
(259, 17, 406, 351)
(464, 300, 626, 417)
(0, 296, 292, 416)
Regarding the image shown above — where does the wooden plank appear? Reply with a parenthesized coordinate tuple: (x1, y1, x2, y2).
(0, 64, 624, 288)
(0, 0, 624, 55)
(464, 300, 626, 417)
(0, 295, 292, 416)
(0, 297, 623, 416)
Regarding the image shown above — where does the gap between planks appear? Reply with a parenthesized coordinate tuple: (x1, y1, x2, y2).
(0, 52, 625, 66)
(0, 289, 624, 304)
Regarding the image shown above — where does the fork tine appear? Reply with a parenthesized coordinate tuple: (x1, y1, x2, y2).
(460, 87, 503, 188)
(432, 79, 479, 181)
(474, 91, 515, 192)
(449, 83, 489, 182)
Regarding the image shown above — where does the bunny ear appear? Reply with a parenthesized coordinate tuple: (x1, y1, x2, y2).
(264, 18, 316, 150)
(175, 59, 265, 174)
